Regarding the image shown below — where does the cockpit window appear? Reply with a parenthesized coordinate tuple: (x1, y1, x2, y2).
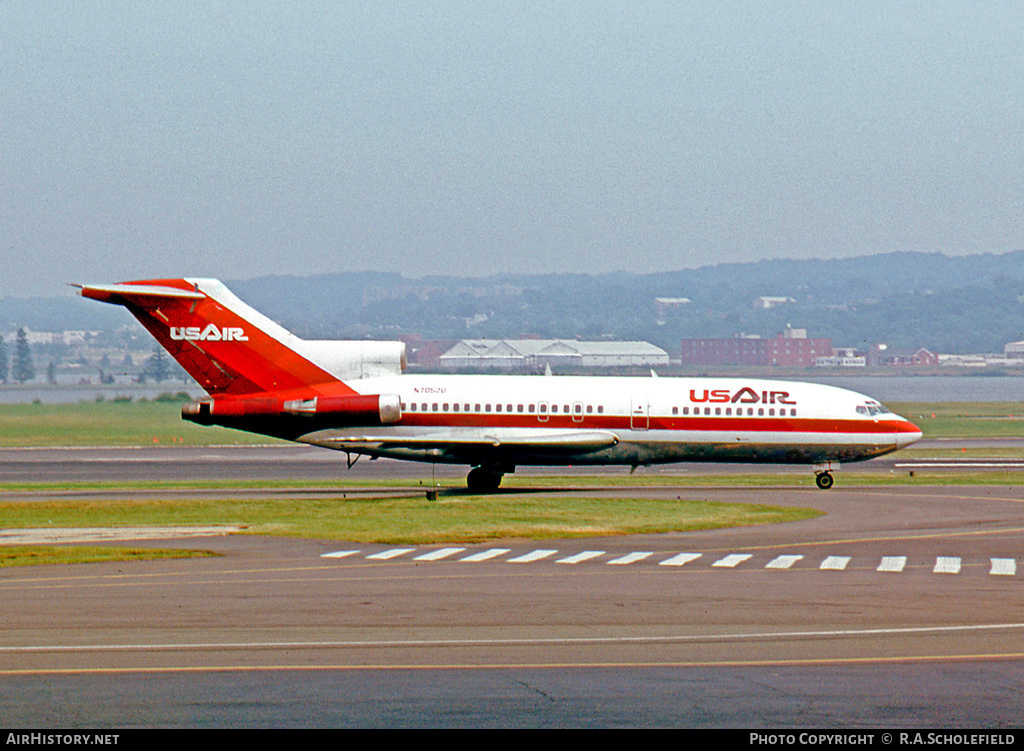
(858, 401, 891, 416)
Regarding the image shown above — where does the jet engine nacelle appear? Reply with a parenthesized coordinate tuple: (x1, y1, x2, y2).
(183, 392, 401, 426)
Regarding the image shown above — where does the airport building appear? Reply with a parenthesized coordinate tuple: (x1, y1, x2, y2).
(436, 339, 670, 371)
(680, 329, 832, 367)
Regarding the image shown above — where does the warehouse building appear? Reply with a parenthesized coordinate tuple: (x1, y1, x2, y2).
(437, 339, 669, 371)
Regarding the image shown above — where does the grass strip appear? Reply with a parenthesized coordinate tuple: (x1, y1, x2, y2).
(0, 401, 277, 447)
(888, 401, 1024, 438)
(0, 495, 820, 545)
(0, 546, 216, 568)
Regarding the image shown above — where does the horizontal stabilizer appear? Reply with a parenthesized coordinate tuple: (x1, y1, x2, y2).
(76, 282, 206, 304)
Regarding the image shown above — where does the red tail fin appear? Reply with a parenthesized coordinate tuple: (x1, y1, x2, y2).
(78, 278, 352, 396)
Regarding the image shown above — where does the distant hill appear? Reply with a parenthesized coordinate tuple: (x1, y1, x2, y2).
(4, 250, 1024, 355)
(227, 250, 1024, 354)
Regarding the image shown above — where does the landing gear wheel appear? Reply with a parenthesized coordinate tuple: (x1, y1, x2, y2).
(467, 467, 503, 492)
(815, 472, 834, 490)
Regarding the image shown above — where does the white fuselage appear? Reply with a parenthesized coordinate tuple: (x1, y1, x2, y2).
(298, 374, 922, 467)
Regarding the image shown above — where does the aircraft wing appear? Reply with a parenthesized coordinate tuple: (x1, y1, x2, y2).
(308, 429, 619, 461)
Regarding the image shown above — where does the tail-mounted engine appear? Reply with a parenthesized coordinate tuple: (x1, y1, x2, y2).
(183, 392, 401, 427)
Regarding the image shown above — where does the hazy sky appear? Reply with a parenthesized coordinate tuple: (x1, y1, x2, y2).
(3, 1, 1023, 297)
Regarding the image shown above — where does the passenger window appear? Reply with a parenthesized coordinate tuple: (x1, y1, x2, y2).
(495, 404, 502, 412)
(672, 406, 678, 415)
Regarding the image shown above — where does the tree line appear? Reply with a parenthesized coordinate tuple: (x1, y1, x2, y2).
(0, 328, 36, 384)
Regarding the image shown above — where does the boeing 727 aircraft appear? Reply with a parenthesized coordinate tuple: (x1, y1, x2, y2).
(78, 278, 922, 490)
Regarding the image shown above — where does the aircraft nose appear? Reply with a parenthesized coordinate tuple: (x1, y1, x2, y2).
(895, 420, 923, 448)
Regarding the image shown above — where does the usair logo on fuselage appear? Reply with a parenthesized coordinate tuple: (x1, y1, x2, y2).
(689, 387, 796, 405)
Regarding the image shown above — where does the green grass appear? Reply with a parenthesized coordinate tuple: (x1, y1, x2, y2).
(0, 493, 820, 545)
(0, 400, 279, 447)
(889, 401, 1024, 438)
(0, 546, 216, 568)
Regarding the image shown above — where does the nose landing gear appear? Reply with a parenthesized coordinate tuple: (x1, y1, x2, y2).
(813, 461, 838, 490)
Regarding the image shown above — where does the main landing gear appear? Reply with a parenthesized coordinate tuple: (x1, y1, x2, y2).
(466, 465, 512, 492)
(814, 471, 834, 490)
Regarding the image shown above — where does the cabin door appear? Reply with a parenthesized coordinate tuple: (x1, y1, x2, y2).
(630, 395, 649, 430)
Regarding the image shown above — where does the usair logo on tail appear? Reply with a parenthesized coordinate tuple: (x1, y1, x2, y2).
(170, 325, 248, 342)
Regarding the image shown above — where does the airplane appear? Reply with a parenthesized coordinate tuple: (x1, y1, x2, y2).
(77, 278, 923, 491)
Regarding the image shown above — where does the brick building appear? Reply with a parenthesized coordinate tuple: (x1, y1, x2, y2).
(681, 330, 832, 367)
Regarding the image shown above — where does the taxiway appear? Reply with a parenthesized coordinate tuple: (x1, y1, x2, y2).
(1, 445, 1022, 727)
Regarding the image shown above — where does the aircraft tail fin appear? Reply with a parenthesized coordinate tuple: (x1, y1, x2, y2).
(77, 278, 402, 396)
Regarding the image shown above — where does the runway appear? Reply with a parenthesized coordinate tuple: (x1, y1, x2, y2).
(1, 446, 1023, 727)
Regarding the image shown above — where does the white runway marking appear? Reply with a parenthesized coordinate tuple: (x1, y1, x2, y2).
(322, 547, 1018, 578)
(608, 552, 653, 565)
(713, 553, 752, 568)
(820, 556, 851, 570)
(414, 547, 466, 561)
(557, 551, 605, 564)
(366, 548, 416, 560)
(991, 558, 1017, 576)
(878, 556, 907, 572)
(321, 550, 361, 559)
(0, 526, 246, 545)
(507, 549, 558, 563)
(897, 462, 1024, 468)
(460, 548, 510, 562)
(765, 555, 803, 569)
(659, 553, 702, 567)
